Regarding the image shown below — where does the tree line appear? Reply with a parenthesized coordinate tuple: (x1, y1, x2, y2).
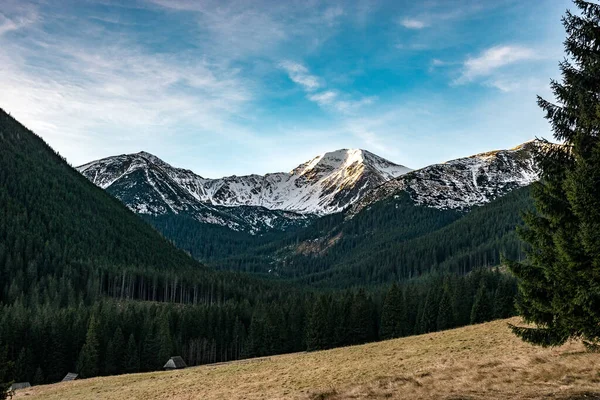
(0, 268, 516, 384)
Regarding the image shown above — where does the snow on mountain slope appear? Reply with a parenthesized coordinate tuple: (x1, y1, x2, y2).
(78, 152, 310, 233)
(349, 141, 540, 216)
(78, 149, 412, 217)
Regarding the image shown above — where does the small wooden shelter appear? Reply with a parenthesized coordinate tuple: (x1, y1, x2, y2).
(9, 382, 31, 391)
(163, 356, 187, 370)
(62, 372, 78, 382)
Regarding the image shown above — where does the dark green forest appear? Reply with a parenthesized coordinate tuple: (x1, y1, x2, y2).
(146, 186, 532, 287)
(0, 108, 520, 388)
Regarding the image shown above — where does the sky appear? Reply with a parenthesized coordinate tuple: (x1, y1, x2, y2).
(0, 0, 572, 177)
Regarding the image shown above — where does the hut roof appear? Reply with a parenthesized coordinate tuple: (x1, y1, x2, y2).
(9, 382, 31, 391)
(163, 356, 187, 369)
(62, 372, 78, 382)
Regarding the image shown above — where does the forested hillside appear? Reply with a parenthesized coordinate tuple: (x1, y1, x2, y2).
(175, 186, 533, 287)
(0, 109, 520, 386)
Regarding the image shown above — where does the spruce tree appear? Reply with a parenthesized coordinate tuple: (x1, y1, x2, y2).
(306, 296, 329, 351)
(0, 343, 13, 400)
(111, 327, 126, 375)
(493, 279, 516, 319)
(124, 334, 140, 374)
(349, 289, 376, 345)
(436, 287, 455, 331)
(418, 288, 438, 334)
(380, 283, 405, 339)
(32, 367, 44, 386)
(77, 316, 100, 378)
(508, 0, 600, 347)
(470, 284, 492, 324)
(104, 339, 117, 376)
(157, 314, 173, 367)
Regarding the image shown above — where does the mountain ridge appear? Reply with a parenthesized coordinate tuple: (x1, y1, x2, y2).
(77, 148, 412, 232)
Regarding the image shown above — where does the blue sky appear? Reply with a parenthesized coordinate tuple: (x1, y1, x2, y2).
(0, 0, 571, 177)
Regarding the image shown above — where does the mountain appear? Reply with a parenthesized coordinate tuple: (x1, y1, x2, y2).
(77, 141, 540, 270)
(199, 142, 540, 284)
(77, 152, 312, 234)
(77, 149, 411, 232)
(0, 108, 526, 387)
(350, 141, 538, 216)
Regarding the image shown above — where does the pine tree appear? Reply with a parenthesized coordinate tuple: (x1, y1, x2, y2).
(470, 284, 492, 324)
(104, 339, 117, 376)
(14, 347, 33, 383)
(349, 289, 376, 345)
(418, 288, 438, 334)
(508, 0, 600, 348)
(141, 327, 160, 372)
(157, 314, 173, 367)
(306, 296, 330, 351)
(0, 343, 13, 400)
(493, 279, 516, 319)
(124, 334, 140, 374)
(32, 367, 44, 386)
(111, 327, 126, 375)
(380, 283, 405, 339)
(77, 316, 100, 378)
(436, 287, 455, 331)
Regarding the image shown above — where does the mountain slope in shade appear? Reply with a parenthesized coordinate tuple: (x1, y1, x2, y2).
(0, 108, 205, 275)
(349, 141, 539, 217)
(77, 149, 411, 231)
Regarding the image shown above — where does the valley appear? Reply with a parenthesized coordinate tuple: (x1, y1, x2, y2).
(2, 1, 599, 399)
(13, 318, 600, 400)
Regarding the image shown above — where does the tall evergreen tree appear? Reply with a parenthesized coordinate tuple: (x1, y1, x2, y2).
(437, 287, 455, 331)
(306, 296, 330, 351)
(77, 316, 100, 378)
(380, 283, 405, 339)
(157, 314, 173, 367)
(124, 334, 140, 374)
(32, 367, 44, 386)
(418, 288, 438, 334)
(508, 0, 600, 347)
(470, 284, 492, 324)
(349, 289, 376, 345)
(0, 343, 13, 400)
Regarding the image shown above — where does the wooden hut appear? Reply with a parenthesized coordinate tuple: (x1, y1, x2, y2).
(163, 356, 187, 370)
(9, 382, 31, 391)
(61, 372, 78, 382)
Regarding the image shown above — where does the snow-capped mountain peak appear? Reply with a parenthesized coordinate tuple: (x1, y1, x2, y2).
(349, 140, 541, 216)
(77, 148, 412, 225)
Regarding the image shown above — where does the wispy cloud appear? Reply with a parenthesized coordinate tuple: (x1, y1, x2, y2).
(281, 61, 375, 116)
(453, 45, 541, 89)
(461, 46, 537, 80)
(399, 18, 428, 29)
(0, 4, 37, 36)
(308, 90, 337, 106)
(0, 3, 260, 166)
(279, 61, 321, 92)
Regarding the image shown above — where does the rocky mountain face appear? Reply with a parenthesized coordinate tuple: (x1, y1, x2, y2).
(348, 141, 539, 217)
(77, 149, 411, 232)
(78, 142, 540, 234)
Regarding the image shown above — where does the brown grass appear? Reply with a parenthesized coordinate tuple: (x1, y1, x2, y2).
(15, 318, 600, 400)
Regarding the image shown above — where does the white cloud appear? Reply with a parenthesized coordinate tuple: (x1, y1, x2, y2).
(457, 45, 538, 83)
(308, 90, 338, 106)
(279, 61, 321, 92)
(0, 7, 258, 166)
(281, 61, 376, 115)
(0, 6, 37, 36)
(399, 18, 428, 29)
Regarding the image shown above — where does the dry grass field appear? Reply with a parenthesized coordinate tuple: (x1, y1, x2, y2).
(15, 318, 600, 400)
